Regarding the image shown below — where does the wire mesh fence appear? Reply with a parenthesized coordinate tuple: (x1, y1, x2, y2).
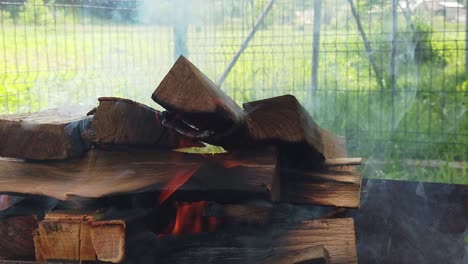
(0, 0, 467, 182)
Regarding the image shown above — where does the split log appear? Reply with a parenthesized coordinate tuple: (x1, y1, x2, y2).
(82, 97, 201, 148)
(152, 55, 245, 144)
(243, 95, 347, 161)
(33, 212, 98, 262)
(152, 57, 346, 161)
(0, 216, 37, 260)
(90, 220, 125, 263)
(0, 107, 92, 160)
(0, 148, 276, 201)
(283, 166, 362, 208)
(33, 212, 131, 263)
(159, 245, 329, 264)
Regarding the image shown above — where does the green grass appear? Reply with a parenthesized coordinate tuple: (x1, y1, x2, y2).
(0, 14, 467, 184)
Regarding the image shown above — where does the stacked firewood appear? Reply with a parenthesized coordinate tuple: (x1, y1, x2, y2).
(0, 56, 362, 264)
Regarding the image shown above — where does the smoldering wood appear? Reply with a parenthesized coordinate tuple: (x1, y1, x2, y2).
(82, 97, 201, 148)
(0, 148, 276, 201)
(0, 216, 37, 261)
(152, 55, 245, 141)
(159, 245, 329, 264)
(131, 218, 354, 264)
(0, 107, 92, 160)
(243, 95, 347, 160)
(205, 203, 273, 226)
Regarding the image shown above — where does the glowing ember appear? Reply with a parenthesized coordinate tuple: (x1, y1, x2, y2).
(0, 195, 8, 211)
(201, 153, 244, 168)
(159, 165, 200, 204)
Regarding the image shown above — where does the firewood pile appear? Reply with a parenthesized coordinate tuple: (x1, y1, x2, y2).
(0, 56, 362, 264)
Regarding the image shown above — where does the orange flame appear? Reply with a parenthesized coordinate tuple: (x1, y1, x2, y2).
(170, 201, 219, 235)
(172, 201, 205, 235)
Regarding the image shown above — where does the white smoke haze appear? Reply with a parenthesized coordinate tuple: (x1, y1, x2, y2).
(0, 0, 466, 262)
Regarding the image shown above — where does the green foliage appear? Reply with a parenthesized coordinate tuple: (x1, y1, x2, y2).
(411, 22, 448, 66)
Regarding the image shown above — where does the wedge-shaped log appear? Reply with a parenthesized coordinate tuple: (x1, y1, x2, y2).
(0, 106, 92, 160)
(83, 97, 200, 148)
(0, 148, 276, 201)
(243, 95, 347, 160)
(152, 57, 345, 160)
(152, 55, 245, 144)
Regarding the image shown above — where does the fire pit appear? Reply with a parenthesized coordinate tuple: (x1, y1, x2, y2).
(0, 56, 362, 263)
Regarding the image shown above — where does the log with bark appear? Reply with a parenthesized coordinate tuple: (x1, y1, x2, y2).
(0, 106, 92, 160)
(83, 97, 201, 148)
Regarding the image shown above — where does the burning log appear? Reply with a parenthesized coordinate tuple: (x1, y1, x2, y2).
(83, 97, 201, 148)
(0, 149, 361, 207)
(0, 148, 276, 201)
(138, 218, 354, 264)
(0, 107, 92, 160)
(0, 216, 37, 260)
